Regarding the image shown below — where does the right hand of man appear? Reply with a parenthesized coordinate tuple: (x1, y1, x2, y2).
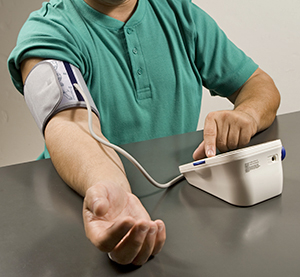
(83, 182, 166, 266)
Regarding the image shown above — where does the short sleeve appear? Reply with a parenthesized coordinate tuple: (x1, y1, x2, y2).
(191, 4, 258, 97)
(7, 1, 88, 94)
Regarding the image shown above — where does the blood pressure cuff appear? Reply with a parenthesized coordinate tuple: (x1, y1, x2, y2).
(23, 60, 100, 135)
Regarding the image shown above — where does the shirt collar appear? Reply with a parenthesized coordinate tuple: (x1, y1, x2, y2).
(74, 0, 146, 30)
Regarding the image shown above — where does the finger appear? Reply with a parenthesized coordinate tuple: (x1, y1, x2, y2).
(110, 221, 150, 265)
(226, 124, 240, 150)
(93, 217, 135, 253)
(214, 115, 230, 153)
(132, 223, 158, 266)
(152, 220, 166, 256)
(238, 126, 252, 148)
(203, 113, 217, 157)
(193, 141, 205, 160)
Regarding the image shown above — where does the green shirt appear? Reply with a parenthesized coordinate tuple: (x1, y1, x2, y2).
(8, 0, 258, 158)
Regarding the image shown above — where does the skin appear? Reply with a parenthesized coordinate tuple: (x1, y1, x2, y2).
(193, 67, 280, 160)
(22, 56, 166, 266)
(84, 0, 138, 22)
(20, 0, 281, 266)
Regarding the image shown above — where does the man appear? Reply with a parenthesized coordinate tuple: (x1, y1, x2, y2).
(8, 0, 280, 266)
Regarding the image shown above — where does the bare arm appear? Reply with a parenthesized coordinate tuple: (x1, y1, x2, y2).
(228, 67, 280, 133)
(21, 58, 130, 195)
(193, 68, 280, 159)
(21, 58, 166, 266)
(45, 108, 131, 196)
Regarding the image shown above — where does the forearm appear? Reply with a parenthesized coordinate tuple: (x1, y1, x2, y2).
(44, 108, 166, 266)
(194, 68, 281, 159)
(230, 68, 281, 132)
(45, 108, 131, 196)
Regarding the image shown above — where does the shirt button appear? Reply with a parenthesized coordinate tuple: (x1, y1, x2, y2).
(137, 68, 143, 75)
(132, 47, 138, 54)
(126, 28, 134, 34)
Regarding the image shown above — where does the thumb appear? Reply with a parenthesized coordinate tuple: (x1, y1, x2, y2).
(84, 185, 110, 217)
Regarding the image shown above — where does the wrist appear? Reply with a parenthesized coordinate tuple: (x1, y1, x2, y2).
(234, 106, 259, 133)
(90, 179, 132, 195)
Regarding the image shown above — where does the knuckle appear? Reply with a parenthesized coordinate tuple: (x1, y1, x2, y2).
(132, 258, 148, 266)
(116, 255, 135, 265)
(216, 137, 226, 148)
(239, 136, 251, 147)
(221, 111, 231, 121)
(205, 111, 217, 120)
(204, 127, 216, 137)
(204, 114, 217, 132)
(89, 233, 113, 253)
(239, 119, 251, 128)
(95, 240, 112, 253)
(227, 141, 238, 150)
(216, 140, 228, 152)
(131, 236, 144, 249)
(155, 237, 166, 251)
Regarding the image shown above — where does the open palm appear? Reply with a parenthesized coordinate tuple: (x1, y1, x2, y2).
(82, 182, 166, 265)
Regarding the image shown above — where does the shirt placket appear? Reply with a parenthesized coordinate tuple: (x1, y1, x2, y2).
(124, 26, 152, 100)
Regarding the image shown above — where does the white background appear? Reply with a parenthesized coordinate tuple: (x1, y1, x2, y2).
(0, 0, 299, 167)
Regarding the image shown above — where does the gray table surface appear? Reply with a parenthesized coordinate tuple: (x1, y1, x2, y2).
(1, 112, 300, 277)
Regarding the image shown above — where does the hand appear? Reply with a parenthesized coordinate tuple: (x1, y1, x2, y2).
(83, 182, 166, 266)
(193, 110, 258, 160)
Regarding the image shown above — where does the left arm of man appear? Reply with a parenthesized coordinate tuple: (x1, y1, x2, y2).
(193, 68, 281, 160)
